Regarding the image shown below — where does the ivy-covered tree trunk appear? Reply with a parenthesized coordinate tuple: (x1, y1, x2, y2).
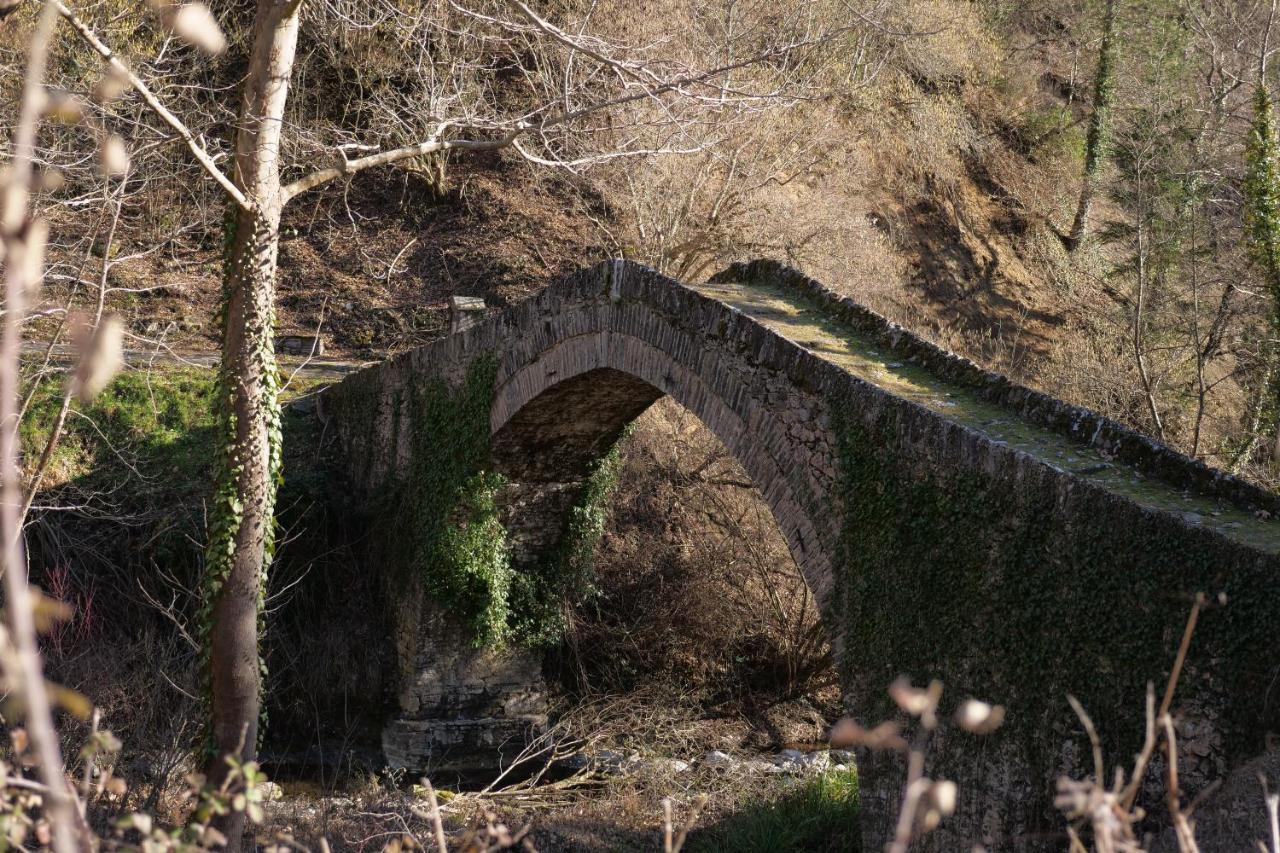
(1244, 80, 1280, 466)
(202, 1, 301, 846)
(1067, 0, 1118, 251)
(206, 208, 283, 767)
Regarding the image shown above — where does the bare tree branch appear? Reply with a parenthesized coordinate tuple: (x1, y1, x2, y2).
(18, 174, 126, 528)
(50, 0, 252, 210)
(281, 6, 852, 200)
(0, 3, 86, 850)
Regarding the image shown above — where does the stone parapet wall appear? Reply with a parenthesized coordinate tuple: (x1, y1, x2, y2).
(716, 258, 1280, 514)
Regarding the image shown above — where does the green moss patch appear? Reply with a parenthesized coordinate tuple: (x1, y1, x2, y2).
(22, 366, 330, 603)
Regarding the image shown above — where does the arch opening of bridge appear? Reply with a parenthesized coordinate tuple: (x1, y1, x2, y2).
(322, 259, 1280, 850)
(489, 356, 835, 636)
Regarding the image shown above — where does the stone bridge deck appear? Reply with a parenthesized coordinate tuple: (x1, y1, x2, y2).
(696, 270, 1280, 552)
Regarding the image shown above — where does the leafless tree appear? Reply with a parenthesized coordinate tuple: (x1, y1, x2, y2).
(0, 2, 128, 850)
(15, 0, 867, 844)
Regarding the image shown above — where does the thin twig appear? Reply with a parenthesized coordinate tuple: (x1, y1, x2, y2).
(1161, 714, 1201, 853)
(1119, 684, 1158, 810)
(0, 4, 84, 851)
(423, 779, 449, 853)
(51, 0, 251, 210)
(1115, 594, 1208, 813)
(1068, 695, 1106, 785)
(669, 794, 707, 853)
(1262, 775, 1280, 853)
(1160, 593, 1206, 722)
(19, 173, 126, 527)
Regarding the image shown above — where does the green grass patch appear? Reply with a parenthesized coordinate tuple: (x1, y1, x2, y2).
(21, 366, 219, 494)
(22, 366, 326, 497)
(22, 365, 329, 580)
(689, 767, 861, 853)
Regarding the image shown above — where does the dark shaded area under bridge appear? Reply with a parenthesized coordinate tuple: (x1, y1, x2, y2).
(320, 259, 1280, 851)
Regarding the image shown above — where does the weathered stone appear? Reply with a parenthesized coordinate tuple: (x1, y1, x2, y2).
(744, 759, 779, 774)
(703, 750, 736, 769)
(321, 259, 1280, 851)
(381, 595, 547, 776)
(275, 333, 324, 356)
(1148, 749, 1280, 852)
(654, 757, 692, 774)
(798, 751, 831, 773)
(592, 750, 628, 773)
(449, 295, 487, 334)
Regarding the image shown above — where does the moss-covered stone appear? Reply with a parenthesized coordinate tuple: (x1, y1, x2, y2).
(829, 399, 1280, 839)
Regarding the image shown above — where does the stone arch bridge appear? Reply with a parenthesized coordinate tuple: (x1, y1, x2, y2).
(321, 259, 1280, 849)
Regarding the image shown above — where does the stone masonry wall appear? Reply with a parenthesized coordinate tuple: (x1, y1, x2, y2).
(321, 259, 1280, 850)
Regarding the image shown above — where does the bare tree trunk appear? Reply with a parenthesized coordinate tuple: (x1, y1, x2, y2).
(1230, 338, 1275, 474)
(1132, 198, 1165, 440)
(1246, 11, 1280, 472)
(203, 2, 300, 847)
(1066, 0, 1117, 251)
(1068, 178, 1096, 250)
(206, 210, 281, 761)
(1189, 209, 1207, 459)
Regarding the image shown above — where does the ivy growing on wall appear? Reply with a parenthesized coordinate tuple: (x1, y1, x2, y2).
(435, 471, 514, 646)
(378, 356, 512, 646)
(827, 400, 1280, 779)
(371, 357, 629, 648)
(508, 428, 631, 646)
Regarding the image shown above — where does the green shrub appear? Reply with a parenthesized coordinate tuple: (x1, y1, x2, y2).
(436, 471, 514, 647)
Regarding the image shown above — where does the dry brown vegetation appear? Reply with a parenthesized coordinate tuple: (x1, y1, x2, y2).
(3, 0, 1280, 849)
(9, 0, 1274, 466)
(559, 398, 835, 718)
